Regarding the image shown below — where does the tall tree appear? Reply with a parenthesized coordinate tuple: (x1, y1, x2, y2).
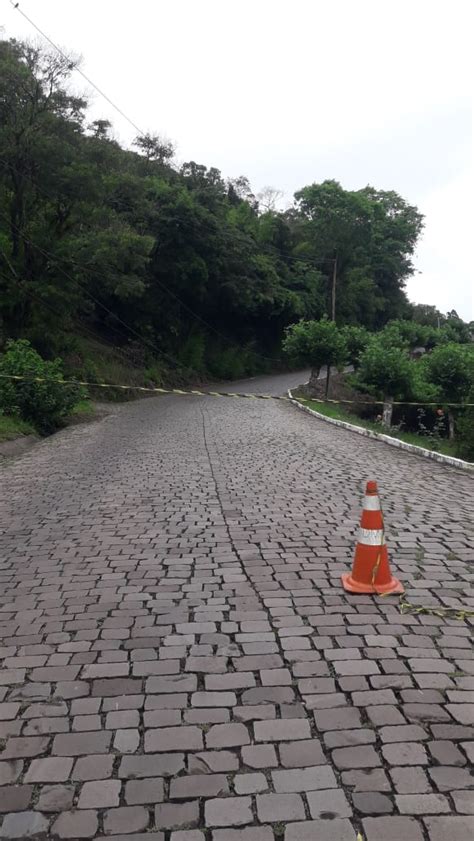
(292, 180, 423, 328)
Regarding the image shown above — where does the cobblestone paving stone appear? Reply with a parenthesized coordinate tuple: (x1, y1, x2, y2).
(0, 370, 473, 840)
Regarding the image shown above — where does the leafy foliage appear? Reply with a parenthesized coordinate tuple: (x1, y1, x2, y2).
(0, 340, 82, 433)
(354, 340, 414, 401)
(293, 181, 423, 328)
(341, 326, 371, 367)
(421, 344, 474, 404)
(283, 319, 347, 376)
(0, 37, 428, 377)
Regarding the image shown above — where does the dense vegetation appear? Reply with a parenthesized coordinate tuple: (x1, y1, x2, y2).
(1, 37, 472, 456)
(1, 39, 424, 371)
(283, 317, 474, 459)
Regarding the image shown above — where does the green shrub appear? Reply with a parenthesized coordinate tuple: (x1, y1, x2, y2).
(353, 339, 414, 400)
(283, 318, 347, 375)
(143, 363, 164, 387)
(0, 339, 83, 434)
(208, 346, 248, 380)
(178, 332, 206, 373)
(421, 343, 473, 404)
(341, 325, 371, 367)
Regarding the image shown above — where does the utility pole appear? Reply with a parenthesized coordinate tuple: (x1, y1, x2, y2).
(331, 255, 337, 322)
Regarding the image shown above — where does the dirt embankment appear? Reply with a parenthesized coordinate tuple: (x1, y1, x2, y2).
(294, 371, 376, 417)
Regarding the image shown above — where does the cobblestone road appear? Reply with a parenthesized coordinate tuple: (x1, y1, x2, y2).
(0, 371, 473, 841)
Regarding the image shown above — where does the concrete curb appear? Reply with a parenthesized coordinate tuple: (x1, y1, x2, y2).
(288, 389, 474, 473)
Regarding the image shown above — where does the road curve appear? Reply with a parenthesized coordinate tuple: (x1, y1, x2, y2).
(0, 371, 472, 840)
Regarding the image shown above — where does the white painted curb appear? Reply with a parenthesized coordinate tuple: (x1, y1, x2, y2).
(288, 389, 474, 473)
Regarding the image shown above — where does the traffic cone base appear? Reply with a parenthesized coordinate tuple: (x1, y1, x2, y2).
(342, 480, 404, 595)
(341, 571, 404, 595)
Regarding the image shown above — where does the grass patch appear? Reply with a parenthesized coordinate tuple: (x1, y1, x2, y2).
(0, 400, 96, 442)
(0, 414, 36, 442)
(300, 398, 459, 458)
(69, 400, 95, 417)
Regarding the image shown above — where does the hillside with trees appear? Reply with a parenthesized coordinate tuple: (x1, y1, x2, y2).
(1, 38, 424, 371)
(1, 37, 472, 458)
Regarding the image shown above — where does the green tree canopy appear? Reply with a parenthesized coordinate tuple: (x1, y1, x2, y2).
(0, 35, 439, 384)
(422, 344, 474, 404)
(283, 318, 347, 395)
(354, 340, 414, 402)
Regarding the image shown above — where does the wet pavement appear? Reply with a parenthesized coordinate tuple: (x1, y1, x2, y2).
(0, 370, 473, 840)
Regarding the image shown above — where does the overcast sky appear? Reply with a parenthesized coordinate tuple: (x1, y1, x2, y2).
(3, 0, 472, 319)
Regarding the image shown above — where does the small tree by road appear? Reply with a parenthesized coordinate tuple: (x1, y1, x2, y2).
(354, 339, 413, 426)
(283, 318, 346, 397)
(341, 325, 371, 368)
(422, 343, 474, 438)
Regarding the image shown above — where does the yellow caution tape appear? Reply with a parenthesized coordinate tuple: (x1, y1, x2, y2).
(399, 596, 474, 622)
(0, 373, 289, 401)
(1, 373, 473, 408)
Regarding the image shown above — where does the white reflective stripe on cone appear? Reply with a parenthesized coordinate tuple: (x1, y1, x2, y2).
(363, 496, 381, 511)
(357, 528, 385, 545)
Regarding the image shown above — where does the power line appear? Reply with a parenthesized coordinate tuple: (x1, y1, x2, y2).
(9, 0, 146, 139)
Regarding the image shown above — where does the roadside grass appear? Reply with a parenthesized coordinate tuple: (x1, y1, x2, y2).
(0, 414, 36, 442)
(1, 400, 96, 443)
(68, 399, 95, 418)
(300, 398, 459, 458)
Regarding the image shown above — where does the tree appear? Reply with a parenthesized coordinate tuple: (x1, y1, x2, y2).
(0, 339, 82, 433)
(383, 319, 440, 351)
(0, 35, 442, 387)
(133, 133, 175, 166)
(411, 303, 445, 328)
(441, 313, 471, 344)
(283, 318, 346, 397)
(292, 180, 423, 328)
(89, 119, 112, 139)
(422, 344, 474, 438)
(354, 340, 414, 426)
(257, 186, 284, 213)
(342, 325, 371, 368)
(227, 176, 258, 212)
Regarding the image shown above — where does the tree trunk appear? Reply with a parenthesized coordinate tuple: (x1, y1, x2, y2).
(382, 397, 393, 428)
(325, 365, 331, 399)
(448, 410, 455, 440)
(308, 368, 321, 393)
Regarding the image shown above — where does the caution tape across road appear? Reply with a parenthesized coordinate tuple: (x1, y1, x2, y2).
(0, 373, 473, 408)
(399, 596, 474, 622)
(0, 373, 289, 401)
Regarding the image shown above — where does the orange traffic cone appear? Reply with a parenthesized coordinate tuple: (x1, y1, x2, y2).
(341, 480, 403, 595)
